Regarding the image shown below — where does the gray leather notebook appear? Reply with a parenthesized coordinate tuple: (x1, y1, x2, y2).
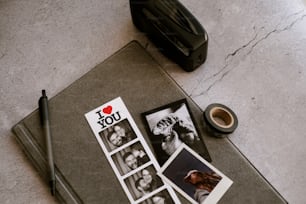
(12, 41, 287, 204)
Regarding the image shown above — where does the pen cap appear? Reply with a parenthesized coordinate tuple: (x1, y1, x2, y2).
(39, 90, 50, 124)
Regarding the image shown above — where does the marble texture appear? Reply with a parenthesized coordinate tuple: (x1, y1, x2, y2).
(0, 0, 305, 203)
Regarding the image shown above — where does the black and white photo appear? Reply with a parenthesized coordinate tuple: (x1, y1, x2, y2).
(112, 141, 151, 175)
(124, 165, 164, 201)
(139, 189, 176, 204)
(142, 99, 209, 165)
(99, 119, 137, 152)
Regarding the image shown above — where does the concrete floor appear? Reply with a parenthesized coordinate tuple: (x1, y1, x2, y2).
(1, 0, 306, 203)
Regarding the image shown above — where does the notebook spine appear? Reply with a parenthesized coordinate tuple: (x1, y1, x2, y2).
(12, 123, 83, 204)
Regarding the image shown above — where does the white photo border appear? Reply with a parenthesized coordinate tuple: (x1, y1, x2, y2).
(158, 144, 233, 204)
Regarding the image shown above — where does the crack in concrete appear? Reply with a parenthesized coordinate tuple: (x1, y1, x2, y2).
(247, 13, 306, 56)
(225, 28, 258, 61)
(0, 48, 7, 60)
(190, 29, 258, 97)
(0, 53, 5, 60)
(191, 11, 306, 98)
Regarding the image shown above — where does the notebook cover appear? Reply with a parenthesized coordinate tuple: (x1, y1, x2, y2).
(12, 41, 287, 204)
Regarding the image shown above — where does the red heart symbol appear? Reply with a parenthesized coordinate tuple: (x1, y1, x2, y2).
(103, 106, 112, 114)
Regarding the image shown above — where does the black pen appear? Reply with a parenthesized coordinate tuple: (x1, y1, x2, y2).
(39, 90, 56, 196)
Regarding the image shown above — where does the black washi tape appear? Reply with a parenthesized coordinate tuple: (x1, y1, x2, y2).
(203, 103, 238, 138)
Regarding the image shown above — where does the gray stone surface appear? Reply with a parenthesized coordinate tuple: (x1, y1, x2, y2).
(0, 0, 305, 203)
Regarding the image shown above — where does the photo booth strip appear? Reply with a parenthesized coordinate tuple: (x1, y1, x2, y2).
(85, 97, 180, 203)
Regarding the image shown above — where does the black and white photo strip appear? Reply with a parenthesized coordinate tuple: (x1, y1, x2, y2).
(158, 144, 233, 204)
(88, 99, 180, 203)
(100, 129, 179, 203)
(142, 99, 210, 165)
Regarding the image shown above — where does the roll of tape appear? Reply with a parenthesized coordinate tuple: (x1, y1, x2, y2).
(203, 103, 238, 138)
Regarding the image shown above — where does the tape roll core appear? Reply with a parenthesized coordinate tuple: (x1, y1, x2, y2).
(209, 107, 234, 129)
(203, 103, 238, 137)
